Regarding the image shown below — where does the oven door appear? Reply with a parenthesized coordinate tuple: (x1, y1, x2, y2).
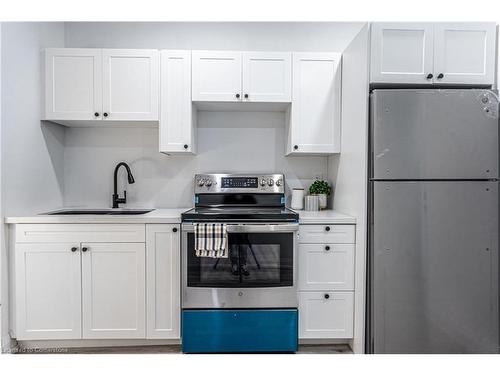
(182, 223, 298, 308)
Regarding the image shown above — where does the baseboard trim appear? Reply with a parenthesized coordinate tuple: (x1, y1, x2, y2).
(17, 338, 181, 349)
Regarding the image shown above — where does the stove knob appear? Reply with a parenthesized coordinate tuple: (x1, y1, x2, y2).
(260, 179, 267, 187)
(276, 179, 282, 187)
(268, 179, 274, 186)
(205, 179, 213, 187)
(197, 179, 205, 187)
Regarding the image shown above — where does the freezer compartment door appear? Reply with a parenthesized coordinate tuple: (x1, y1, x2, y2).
(371, 89, 499, 179)
(371, 181, 499, 353)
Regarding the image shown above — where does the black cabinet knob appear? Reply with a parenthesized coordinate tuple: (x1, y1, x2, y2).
(183, 144, 188, 149)
(103, 112, 109, 117)
(94, 112, 100, 117)
(235, 93, 240, 99)
(324, 294, 330, 299)
(437, 73, 444, 79)
(82, 247, 88, 252)
(325, 226, 331, 232)
(71, 247, 78, 252)
(293, 145, 298, 150)
(426, 73, 433, 79)
(325, 245, 330, 251)
(244, 94, 249, 99)
(173, 227, 178, 233)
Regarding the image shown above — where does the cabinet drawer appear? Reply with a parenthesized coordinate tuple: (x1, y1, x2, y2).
(15, 224, 145, 243)
(299, 291, 354, 339)
(299, 225, 355, 244)
(298, 244, 354, 290)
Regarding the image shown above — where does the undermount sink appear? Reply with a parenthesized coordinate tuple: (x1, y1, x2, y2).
(44, 209, 154, 215)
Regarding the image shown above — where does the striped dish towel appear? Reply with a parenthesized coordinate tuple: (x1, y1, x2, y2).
(194, 223, 228, 258)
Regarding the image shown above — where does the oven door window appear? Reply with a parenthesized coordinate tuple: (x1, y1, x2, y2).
(186, 231, 294, 288)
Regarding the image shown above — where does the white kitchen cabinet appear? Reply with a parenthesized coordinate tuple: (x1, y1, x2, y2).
(298, 224, 355, 244)
(15, 243, 82, 340)
(82, 242, 146, 339)
(370, 23, 434, 84)
(146, 224, 180, 339)
(159, 50, 196, 154)
(44, 48, 102, 121)
(299, 292, 354, 339)
(44, 48, 159, 124)
(102, 49, 159, 121)
(242, 52, 292, 102)
(192, 51, 242, 102)
(298, 243, 354, 290)
(433, 23, 496, 85)
(287, 52, 342, 155)
(370, 22, 496, 85)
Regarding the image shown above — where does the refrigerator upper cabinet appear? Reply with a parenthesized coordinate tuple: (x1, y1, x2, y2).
(370, 23, 434, 84)
(433, 23, 496, 85)
(371, 89, 499, 180)
(371, 181, 499, 353)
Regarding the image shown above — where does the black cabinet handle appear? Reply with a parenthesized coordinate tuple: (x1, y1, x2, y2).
(293, 145, 298, 150)
(244, 94, 249, 99)
(437, 73, 444, 79)
(103, 112, 109, 117)
(71, 247, 78, 252)
(82, 247, 89, 252)
(324, 293, 330, 299)
(94, 112, 100, 117)
(426, 73, 433, 79)
(235, 93, 240, 99)
(325, 226, 331, 232)
(325, 245, 330, 251)
(173, 227, 178, 233)
(183, 144, 188, 149)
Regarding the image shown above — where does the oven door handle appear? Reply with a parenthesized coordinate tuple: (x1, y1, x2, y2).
(225, 224, 299, 233)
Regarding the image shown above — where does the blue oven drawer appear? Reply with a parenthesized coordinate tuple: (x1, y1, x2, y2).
(182, 309, 298, 353)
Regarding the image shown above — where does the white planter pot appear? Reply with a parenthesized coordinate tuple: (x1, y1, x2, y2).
(317, 194, 327, 209)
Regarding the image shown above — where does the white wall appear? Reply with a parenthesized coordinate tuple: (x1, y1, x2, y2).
(328, 24, 370, 353)
(61, 22, 365, 208)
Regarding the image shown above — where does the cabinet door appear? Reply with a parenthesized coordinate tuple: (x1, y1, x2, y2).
(82, 242, 146, 339)
(299, 292, 354, 339)
(159, 50, 195, 154)
(370, 23, 434, 84)
(102, 49, 159, 121)
(192, 51, 242, 102)
(44, 48, 102, 121)
(15, 243, 81, 340)
(289, 53, 342, 154)
(433, 23, 496, 85)
(146, 224, 180, 339)
(242, 52, 291, 102)
(298, 244, 354, 290)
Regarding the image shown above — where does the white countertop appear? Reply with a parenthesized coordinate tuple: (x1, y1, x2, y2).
(5, 208, 355, 225)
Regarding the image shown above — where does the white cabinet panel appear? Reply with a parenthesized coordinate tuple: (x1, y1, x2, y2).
(82, 242, 146, 339)
(159, 50, 195, 154)
(299, 225, 355, 244)
(371, 23, 434, 84)
(298, 244, 354, 290)
(433, 23, 496, 85)
(44, 48, 102, 120)
(192, 51, 242, 102)
(15, 243, 81, 340)
(242, 52, 291, 102)
(288, 52, 342, 154)
(102, 49, 159, 121)
(146, 225, 180, 339)
(299, 292, 354, 339)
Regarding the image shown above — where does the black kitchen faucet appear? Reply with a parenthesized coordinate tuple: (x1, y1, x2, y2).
(112, 162, 135, 208)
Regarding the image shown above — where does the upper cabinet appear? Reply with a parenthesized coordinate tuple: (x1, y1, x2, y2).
(44, 48, 159, 124)
(370, 22, 496, 85)
(286, 52, 342, 155)
(192, 51, 292, 102)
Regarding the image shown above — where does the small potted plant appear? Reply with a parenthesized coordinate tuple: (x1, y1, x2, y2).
(309, 180, 332, 210)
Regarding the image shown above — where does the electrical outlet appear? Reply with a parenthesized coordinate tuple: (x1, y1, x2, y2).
(313, 173, 323, 180)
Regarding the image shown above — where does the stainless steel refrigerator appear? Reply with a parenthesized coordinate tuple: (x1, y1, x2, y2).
(367, 89, 500, 353)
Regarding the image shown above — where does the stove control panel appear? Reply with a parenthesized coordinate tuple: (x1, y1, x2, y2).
(195, 174, 284, 194)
